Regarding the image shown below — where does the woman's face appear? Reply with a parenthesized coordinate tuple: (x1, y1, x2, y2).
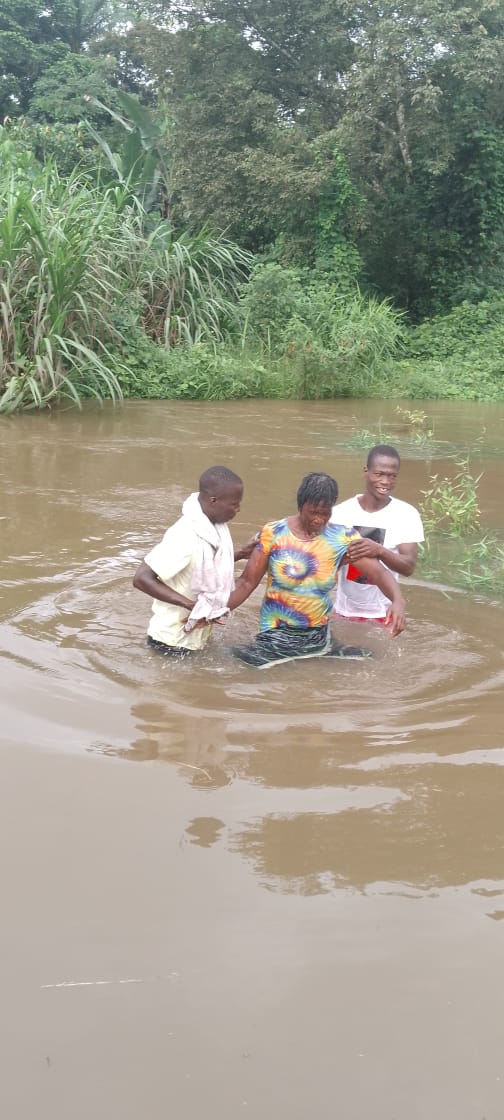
(299, 501, 333, 538)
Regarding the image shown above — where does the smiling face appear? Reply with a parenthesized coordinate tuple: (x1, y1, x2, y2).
(364, 454, 400, 505)
(298, 501, 333, 538)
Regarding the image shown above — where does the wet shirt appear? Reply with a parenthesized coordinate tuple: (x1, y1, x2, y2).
(144, 519, 211, 650)
(257, 519, 359, 631)
(331, 495, 424, 618)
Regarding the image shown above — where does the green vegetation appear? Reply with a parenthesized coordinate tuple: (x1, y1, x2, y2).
(441, 535, 504, 594)
(2, 0, 504, 409)
(0, 129, 251, 412)
(420, 459, 482, 538)
(418, 460, 504, 596)
(0, 153, 124, 411)
(344, 408, 438, 457)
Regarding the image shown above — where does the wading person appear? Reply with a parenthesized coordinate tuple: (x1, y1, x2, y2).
(332, 444, 424, 623)
(133, 466, 254, 656)
(227, 472, 406, 668)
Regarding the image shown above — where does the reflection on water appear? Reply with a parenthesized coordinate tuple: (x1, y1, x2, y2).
(185, 817, 225, 847)
(1, 398, 504, 901)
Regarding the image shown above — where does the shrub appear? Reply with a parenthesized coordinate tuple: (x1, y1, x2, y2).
(113, 339, 295, 400)
(239, 263, 404, 397)
(404, 294, 504, 361)
(399, 293, 504, 401)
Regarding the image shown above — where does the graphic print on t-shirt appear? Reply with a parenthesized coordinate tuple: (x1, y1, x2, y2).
(332, 493, 424, 619)
(346, 525, 386, 585)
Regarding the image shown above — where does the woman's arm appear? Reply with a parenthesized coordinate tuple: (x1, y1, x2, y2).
(228, 548, 269, 611)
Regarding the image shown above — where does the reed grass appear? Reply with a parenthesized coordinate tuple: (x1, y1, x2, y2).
(0, 162, 127, 411)
(0, 132, 252, 412)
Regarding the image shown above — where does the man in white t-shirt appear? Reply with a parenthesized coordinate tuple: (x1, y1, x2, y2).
(332, 444, 424, 621)
(133, 465, 253, 655)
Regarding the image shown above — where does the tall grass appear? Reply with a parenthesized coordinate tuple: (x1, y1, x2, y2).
(0, 131, 252, 412)
(138, 226, 251, 347)
(0, 165, 128, 412)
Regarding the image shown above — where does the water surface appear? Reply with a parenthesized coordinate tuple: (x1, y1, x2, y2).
(1, 399, 503, 1119)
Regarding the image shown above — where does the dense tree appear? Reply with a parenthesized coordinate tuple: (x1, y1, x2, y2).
(133, 0, 353, 120)
(123, 9, 357, 250)
(0, 1, 69, 116)
(0, 0, 125, 118)
(63, 0, 118, 53)
(29, 53, 120, 123)
(338, 0, 504, 311)
(124, 0, 504, 309)
(4, 0, 504, 316)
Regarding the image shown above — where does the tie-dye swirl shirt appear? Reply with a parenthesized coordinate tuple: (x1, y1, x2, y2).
(257, 519, 360, 631)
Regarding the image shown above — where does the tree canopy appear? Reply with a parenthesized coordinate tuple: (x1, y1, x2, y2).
(3, 0, 504, 314)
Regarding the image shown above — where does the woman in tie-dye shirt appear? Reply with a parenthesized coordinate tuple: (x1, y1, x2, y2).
(228, 472, 406, 667)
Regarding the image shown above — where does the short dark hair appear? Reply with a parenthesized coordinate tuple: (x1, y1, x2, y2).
(297, 472, 338, 510)
(199, 465, 242, 495)
(367, 444, 400, 468)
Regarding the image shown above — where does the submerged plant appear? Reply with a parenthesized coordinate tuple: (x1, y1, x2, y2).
(420, 458, 481, 537)
(416, 457, 504, 597)
(451, 535, 504, 592)
(344, 425, 394, 451)
(394, 406, 429, 428)
(418, 533, 504, 596)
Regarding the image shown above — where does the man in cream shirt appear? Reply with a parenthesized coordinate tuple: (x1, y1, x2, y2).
(133, 465, 252, 654)
(332, 444, 424, 621)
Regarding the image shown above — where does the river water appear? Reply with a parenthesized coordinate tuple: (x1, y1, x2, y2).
(1, 398, 503, 1119)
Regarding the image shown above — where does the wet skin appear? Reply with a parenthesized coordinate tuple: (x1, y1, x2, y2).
(228, 500, 406, 637)
(345, 455, 419, 577)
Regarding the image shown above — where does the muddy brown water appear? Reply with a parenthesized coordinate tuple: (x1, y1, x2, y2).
(1, 398, 504, 1119)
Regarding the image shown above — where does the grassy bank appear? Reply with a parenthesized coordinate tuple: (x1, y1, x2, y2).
(1, 128, 504, 412)
(109, 276, 504, 405)
(110, 335, 504, 404)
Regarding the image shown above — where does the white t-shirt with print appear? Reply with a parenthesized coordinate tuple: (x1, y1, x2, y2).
(144, 519, 212, 650)
(331, 495, 424, 618)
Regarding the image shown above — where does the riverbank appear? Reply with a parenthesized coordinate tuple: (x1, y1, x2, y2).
(100, 287, 504, 407)
(115, 343, 504, 404)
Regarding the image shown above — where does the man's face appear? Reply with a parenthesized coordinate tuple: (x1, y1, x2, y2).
(364, 455, 399, 501)
(209, 482, 243, 524)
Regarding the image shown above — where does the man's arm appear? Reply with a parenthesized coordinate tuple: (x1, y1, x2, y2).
(133, 561, 196, 612)
(228, 548, 269, 611)
(234, 535, 259, 563)
(346, 538, 418, 577)
(353, 556, 406, 637)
